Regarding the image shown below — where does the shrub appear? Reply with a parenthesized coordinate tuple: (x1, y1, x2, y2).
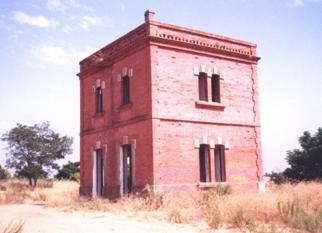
(0, 165, 10, 180)
(277, 195, 322, 233)
(168, 207, 182, 223)
(268, 171, 288, 184)
(230, 207, 254, 231)
(214, 184, 232, 196)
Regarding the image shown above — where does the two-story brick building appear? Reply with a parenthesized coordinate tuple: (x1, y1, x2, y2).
(78, 10, 263, 198)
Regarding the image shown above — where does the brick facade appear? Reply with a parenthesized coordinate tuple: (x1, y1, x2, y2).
(78, 10, 263, 198)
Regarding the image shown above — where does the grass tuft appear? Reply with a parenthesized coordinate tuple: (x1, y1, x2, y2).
(1, 179, 322, 232)
(2, 220, 24, 233)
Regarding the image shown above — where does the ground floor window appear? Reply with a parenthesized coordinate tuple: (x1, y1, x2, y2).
(215, 145, 226, 182)
(199, 144, 211, 182)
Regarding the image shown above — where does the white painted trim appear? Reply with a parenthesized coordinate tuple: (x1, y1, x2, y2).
(119, 145, 124, 196)
(202, 135, 208, 144)
(194, 139, 200, 148)
(207, 68, 212, 77)
(210, 139, 215, 149)
(258, 182, 265, 192)
(128, 68, 133, 77)
(92, 150, 97, 198)
(200, 65, 206, 73)
(193, 66, 199, 75)
(217, 136, 222, 145)
(122, 67, 128, 76)
(96, 79, 101, 87)
(225, 140, 230, 149)
(131, 142, 136, 187)
(213, 67, 219, 75)
(103, 147, 106, 190)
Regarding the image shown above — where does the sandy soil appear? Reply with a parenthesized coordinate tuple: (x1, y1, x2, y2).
(0, 204, 242, 233)
(0, 204, 197, 233)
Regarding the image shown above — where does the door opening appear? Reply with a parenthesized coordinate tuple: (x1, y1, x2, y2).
(94, 149, 104, 196)
(122, 144, 132, 194)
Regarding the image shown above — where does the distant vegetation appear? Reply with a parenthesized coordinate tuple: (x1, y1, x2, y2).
(268, 127, 322, 184)
(0, 165, 10, 180)
(1, 122, 73, 186)
(55, 161, 80, 181)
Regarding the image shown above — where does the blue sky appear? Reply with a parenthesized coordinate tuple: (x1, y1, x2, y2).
(0, 0, 321, 173)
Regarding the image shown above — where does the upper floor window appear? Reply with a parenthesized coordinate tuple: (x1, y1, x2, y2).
(211, 74, 220, 103)
(122, 75, 130, 105)
(96, 87, 103, 113)
(198, 73, 208, 101)
(198, 72, 221, 103)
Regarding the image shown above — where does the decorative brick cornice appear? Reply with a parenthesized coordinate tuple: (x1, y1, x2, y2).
(78, 20, 260, 76)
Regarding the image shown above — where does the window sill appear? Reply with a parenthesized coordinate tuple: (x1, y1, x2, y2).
(119, 103, 132, 112)
(198, 182, 228, 189)
(195, 101, 225, 110)
(93, 112, 104, 118)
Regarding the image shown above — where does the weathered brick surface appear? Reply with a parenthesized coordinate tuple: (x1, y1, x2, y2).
(78, 14, 262, 198)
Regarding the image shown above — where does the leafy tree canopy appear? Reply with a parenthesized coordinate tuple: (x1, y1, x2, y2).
(55, 161, 80, 181)
(284, 127, 322, 181)
(1, 122, 73, 186)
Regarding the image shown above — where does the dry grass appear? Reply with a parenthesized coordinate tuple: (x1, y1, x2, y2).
(1, 220, 24, 233)
(0, 179, 79, 205)
(1, 180, 322, 232)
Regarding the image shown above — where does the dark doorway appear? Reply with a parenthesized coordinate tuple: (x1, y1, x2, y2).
(215, 145, 226, 182)
(199, 144, 211, 182)
(122, 144, 132, 194)
(95, 149, 104, 196)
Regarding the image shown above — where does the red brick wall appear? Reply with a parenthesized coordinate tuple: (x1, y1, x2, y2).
(79, 18, 263, 197)
(79, 46, 153, 197)
(150, 36, 262, 190)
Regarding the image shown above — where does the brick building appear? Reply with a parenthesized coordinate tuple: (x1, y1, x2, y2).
(78, 10, 263, 198)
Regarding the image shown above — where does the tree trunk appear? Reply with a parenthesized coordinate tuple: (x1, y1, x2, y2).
(33, 178, 38, 186)
(28, 177, 32, 186)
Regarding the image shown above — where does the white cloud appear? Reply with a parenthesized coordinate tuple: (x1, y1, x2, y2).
(292, 0, 304, 6)
(12, 11, 51, 28)
(290, 0, 321, 6)
(68, 0, 94, 13)
(47, 0, 62, 9)
(32, 44, 96, 65)
(80, 15, 102, 30)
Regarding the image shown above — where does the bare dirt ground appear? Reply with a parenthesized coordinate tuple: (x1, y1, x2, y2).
(0, 204, 239, 233)
(0, 204, 197, 233)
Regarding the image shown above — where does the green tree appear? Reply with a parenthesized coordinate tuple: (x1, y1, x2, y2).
(55, 161, 80, 181)
(1, 122, 73, 186)
(284, 127, 322, 181)
(0, 164, 10, 180)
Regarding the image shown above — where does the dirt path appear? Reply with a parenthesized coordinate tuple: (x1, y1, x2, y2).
(0, 204, 204, 233)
